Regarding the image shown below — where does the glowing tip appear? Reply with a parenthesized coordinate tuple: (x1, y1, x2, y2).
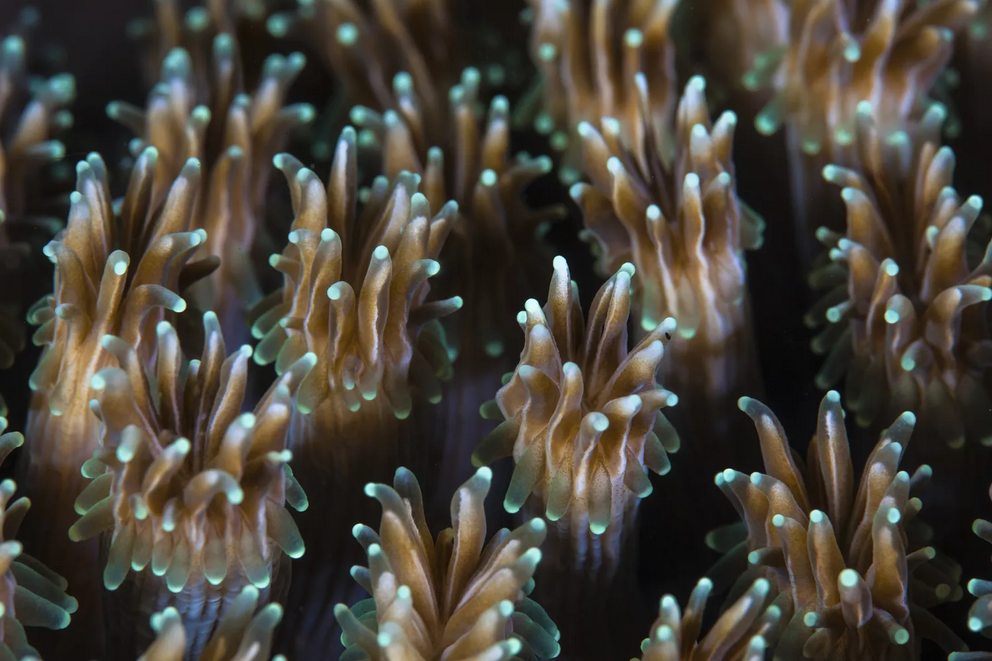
(337, 23, 358, 45)
(173, 298, 187, 313)
(373, 245, 389, 260)
(624, 29, 643, 48)
(553, 255, 568, 272)
(475, 466, 493, 483)
(480, 169, 498, 186)
(772, 514, 785, 527)
(826, 390, 840, 403)
(646, 205, 662, 221)
(607, 157, 623, 175)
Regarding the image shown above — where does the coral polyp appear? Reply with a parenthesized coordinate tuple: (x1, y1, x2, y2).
(335, 466, 560, 660)
(0, 22, 73, 397)
(70, 312, 308, 658)
(809, 109, 992, 447)
(569, 75, 763, 422)
(108, 37, 312, 344)
(745, 0, 977, 160)
(714, 391, 964, 657)
(524, 0, 678, 175)
(474, 255, 678, 657)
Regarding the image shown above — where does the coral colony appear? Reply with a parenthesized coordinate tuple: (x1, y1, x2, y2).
(2, 1, 992, 660)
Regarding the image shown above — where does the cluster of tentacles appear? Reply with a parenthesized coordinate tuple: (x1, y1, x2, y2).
(523, 0, 678, 178)
(714, 391, 964, 657)
(0, 18, 73, 405)
(70, 311, 308, 658)
(107, 31, 313, 343)
(0, 418, 76, 660)
(743, 0, 977, 162)
(637, 576, 782, 661)
(335, 466, 560, 660)
(570, 74, 762, 353)
(808, 104, 992, 447)
(349, 66, 562, 361)
(474, 255, 679, 584)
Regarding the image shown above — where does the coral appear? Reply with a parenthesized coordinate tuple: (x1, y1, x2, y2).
(20, 152, 208, 656)
(250, 128, 460, 655)
(273, 0, 457, 112)
(745, 0, 976, 162)
(0, 21, 73, 235)
(350, 64, 564, 526)
(69, 311, 308, 659)
(335, 466, 560, 660)
(714, 391, 964, 657)
(0, 19, 74, 395)
(0, 417, 76, 659)
(108, 37, 312, 344)
(636, 577, 786, 661)
(138, 585, 286, 661)
(475, 256, 677, 559)
(251, 135, 459, 435)
(523, 0, 678, 179)
(473, 255, 678, 658)
(809, 110, 992, 447)
(351, 68, 560, 362)
(126, 0, 269, 86)
(570, 74, 762, 403)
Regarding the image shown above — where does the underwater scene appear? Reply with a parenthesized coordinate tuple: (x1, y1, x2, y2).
(0, 0, 991, 659)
